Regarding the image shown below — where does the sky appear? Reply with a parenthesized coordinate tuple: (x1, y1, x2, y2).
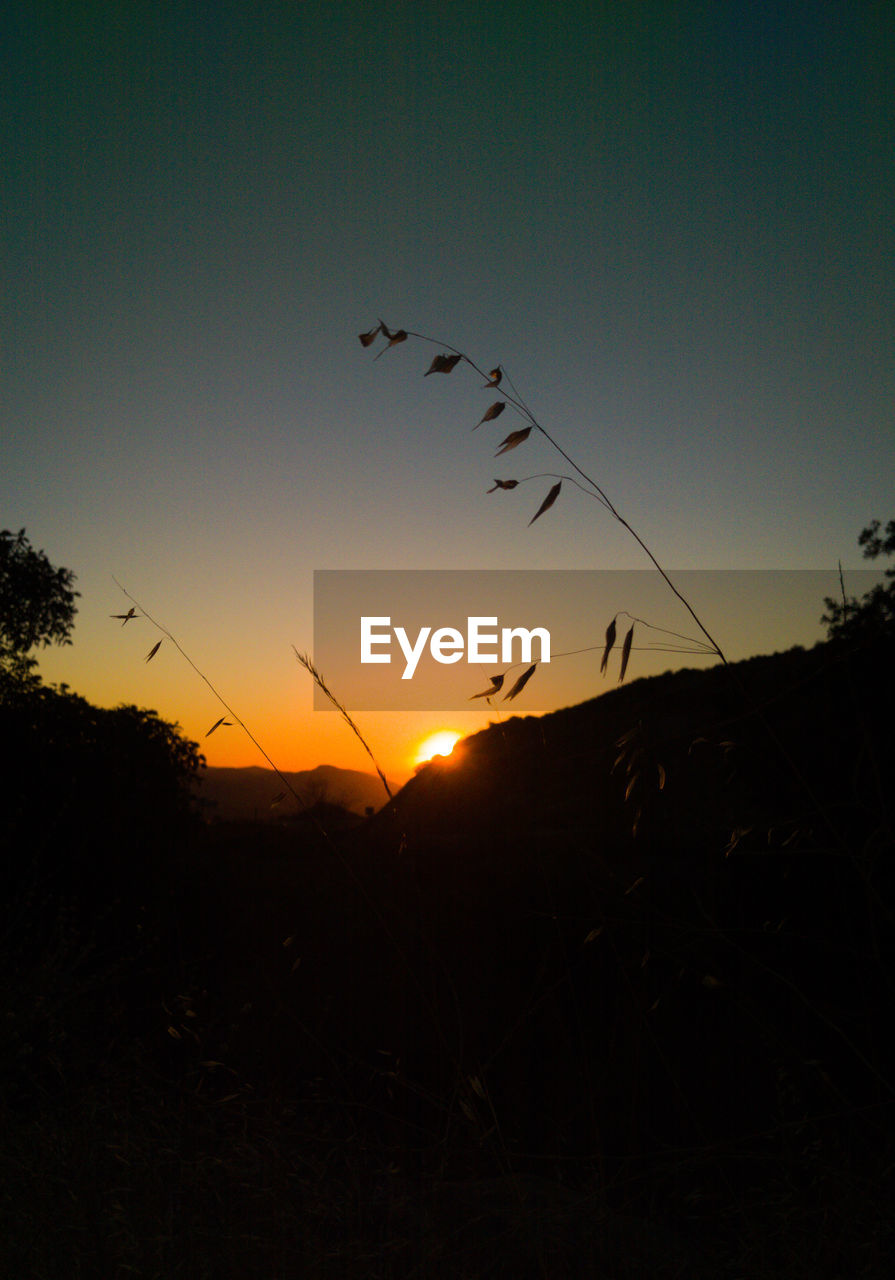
(2, 1, 893, 785)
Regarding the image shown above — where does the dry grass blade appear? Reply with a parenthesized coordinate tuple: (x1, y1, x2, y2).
(205, 716, 233, 737)
(111, 607, 137, 625)
(503, 662, 537, 701)
(487, 478, 519, 492)
(144, 639, 162, 663)
(600, 617, 617, 675)
(474, 401, 506, 430)
(373, 320, 408, 359)
(528, 480, 562, 526)
(482, 366, 502, 387)
(618, 622, 634, 683)
(425, 352, 462, 375)
(293, 648, 392, 801)
(469, 1075, 487, 1100)
(358, 323, 380, 347)
(470, 673, 505, 699)
(495, 426, 531, 456)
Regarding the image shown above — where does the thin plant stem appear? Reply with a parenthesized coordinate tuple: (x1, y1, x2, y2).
(401, 328, 729, 664)
(293, 648, 392, 801)
(112, 577, 308, 814)
(367, 324, 867, 858)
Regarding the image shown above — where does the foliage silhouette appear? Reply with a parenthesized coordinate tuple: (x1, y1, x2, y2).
(0, 528, 79, 692)
(2, 679, 204, 966)
(823, 518, 895, 642)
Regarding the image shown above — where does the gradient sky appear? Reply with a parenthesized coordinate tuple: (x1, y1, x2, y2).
(3, 1, 892, 784)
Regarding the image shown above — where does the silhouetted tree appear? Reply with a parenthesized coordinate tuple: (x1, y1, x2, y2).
(0, 528, 79, 693)
(822, 518, 895, 642)
(0, 530, 201, 978)
(1, 679, 207, 1108)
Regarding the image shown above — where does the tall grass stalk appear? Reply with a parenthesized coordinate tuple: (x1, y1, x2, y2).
(294, 648, 392, 800)
(111, 581, 492, 1152)
(361, 322, 729, 667)
(112, 577, 311, 815)
(361, 321, 866, 860)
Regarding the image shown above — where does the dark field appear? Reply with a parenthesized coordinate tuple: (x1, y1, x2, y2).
(3, 634, 893, 1277)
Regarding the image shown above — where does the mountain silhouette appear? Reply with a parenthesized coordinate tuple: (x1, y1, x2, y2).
(194, 762, 387, 821)
(368, 636, 892, 861)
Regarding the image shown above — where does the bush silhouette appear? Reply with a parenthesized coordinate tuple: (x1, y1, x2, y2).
(0, 527, 79, 694)
(823, 518, 895, 643)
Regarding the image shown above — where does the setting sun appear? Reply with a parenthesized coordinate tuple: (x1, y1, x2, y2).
(414, 730, 462, 767)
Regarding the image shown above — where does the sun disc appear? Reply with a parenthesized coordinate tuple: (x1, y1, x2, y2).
(415, 730, 462, 766)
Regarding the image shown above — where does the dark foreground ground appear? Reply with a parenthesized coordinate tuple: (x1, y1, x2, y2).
(3, 635, 893, 1276)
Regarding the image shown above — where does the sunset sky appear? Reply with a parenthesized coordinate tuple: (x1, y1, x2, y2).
(3, 2, 892, 785)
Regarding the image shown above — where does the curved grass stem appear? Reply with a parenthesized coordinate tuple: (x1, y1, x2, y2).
(393, 327, 728, 664)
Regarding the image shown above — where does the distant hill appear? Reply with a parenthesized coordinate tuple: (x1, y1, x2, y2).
(193, 763, 387, 821)
(330, 635, 894, 1169)
(364, 636, 894, 862)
